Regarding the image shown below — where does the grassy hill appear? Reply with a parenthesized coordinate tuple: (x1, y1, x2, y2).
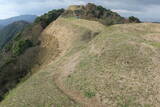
(1, 17, 160, 107)
(0, 3, 134, 102)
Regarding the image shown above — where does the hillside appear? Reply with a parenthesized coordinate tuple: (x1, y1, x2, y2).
(0, 3, 133, 101)
(0, 21, 29, 48)
(0, 25, 3, 30)
(0, 3, 153, 107)
(0, 17, 160, 107)
(0, 15, 37, 27)
(0, 9, 64, 101)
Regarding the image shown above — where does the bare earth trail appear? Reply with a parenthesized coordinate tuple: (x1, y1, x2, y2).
(51, 52, 104, 107)
(42, 18, 105, 106)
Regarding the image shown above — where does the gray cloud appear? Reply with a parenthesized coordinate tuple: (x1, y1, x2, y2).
(0, 0, 160, 21)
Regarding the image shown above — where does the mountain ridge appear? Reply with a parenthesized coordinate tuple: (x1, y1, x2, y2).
(1, 17, 160, 107)
(0, 15, 37, 27)
(62, 3, 141, 25)
(0, 21, 30, 49)
(1, 3, 156, 107)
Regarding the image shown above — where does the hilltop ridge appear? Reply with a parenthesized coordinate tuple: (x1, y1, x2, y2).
(1, 17, 160, 107)
(0, 15, 36, 27)
(67, 5, 85, 11)
(63, 3, 140, 25)
(0, 3, 153, 107)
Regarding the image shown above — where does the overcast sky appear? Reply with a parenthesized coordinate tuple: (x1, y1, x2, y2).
(0, 0, 160, 21)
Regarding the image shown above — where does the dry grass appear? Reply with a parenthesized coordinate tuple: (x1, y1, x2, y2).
(1, 18, 160, 107)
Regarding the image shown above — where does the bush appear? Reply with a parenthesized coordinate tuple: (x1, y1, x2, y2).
(96, 5, 107, 12)
(129, 16, 141, 23)
(13, 32, 22, 41)
(12, 39, 33, 56)
(84, 91, 95, 98)
(35, 9, 64, 28)
(4, 57, 16, 65)
(3, 42, 12, 52)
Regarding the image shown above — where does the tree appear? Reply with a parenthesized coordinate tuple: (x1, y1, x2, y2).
(35, 9, 64, 28)
(129, 16, 141, 23)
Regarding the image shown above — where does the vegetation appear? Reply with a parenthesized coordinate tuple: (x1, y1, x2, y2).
(0, 7, 63, 101)
(0, 10, 44, 101)
(12, 39, 33, 56)
(0, 21, 29, 49)
(129, 16, 141, 23)
(62, 3, 127, 25)
(35, 9, 64, 28)
(84, 91, 95, 98)
(0, 3, 145, 107)
(3, 42, 12, 52)
(0, 18, 158, 107)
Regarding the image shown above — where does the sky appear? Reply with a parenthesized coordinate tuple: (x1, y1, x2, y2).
(0, 0, 160, 21)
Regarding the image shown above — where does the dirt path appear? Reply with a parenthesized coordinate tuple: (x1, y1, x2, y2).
(40, 18, 105, 106)
(51, 52, 104, 107)
(53, 75, 104, 107)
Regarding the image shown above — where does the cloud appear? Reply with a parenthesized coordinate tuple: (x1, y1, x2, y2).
(0, 0, 160, 21)
(112, 9, 142, 14)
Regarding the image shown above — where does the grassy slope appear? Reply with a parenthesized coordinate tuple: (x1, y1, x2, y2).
(1, 18, 160, 107)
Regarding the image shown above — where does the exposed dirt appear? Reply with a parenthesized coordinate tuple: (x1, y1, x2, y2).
(53, 52, 104, 107)
(38, 18, 105, 106)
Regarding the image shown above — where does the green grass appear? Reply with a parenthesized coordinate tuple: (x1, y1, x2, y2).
(84, 91, 95, 98)
(148, 41, 160, 47)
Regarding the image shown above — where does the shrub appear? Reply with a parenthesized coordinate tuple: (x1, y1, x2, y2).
(12, 39, 33, 56)
(96, 5, 107, 12)
(4, 57, 16, 65)
(13, 32, 22, 41)
(84, 91, 95, 98)
(128, 16, 141, 23)
(3, 42, 12, 52)
(35, 9, 64, 28)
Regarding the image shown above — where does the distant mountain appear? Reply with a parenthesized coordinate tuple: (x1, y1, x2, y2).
(0, 21, 30, 48)
(0, 25, 3, 30)
(0, 15, 36, 27)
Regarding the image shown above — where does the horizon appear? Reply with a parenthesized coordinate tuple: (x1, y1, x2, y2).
(0, 0, 160, 22)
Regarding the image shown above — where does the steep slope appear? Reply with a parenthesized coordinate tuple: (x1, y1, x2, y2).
(0, 9, 64, 101)
(0, 15, 37, 27)
(1, 18, 160, 107)
(0, 21, 29, 48)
